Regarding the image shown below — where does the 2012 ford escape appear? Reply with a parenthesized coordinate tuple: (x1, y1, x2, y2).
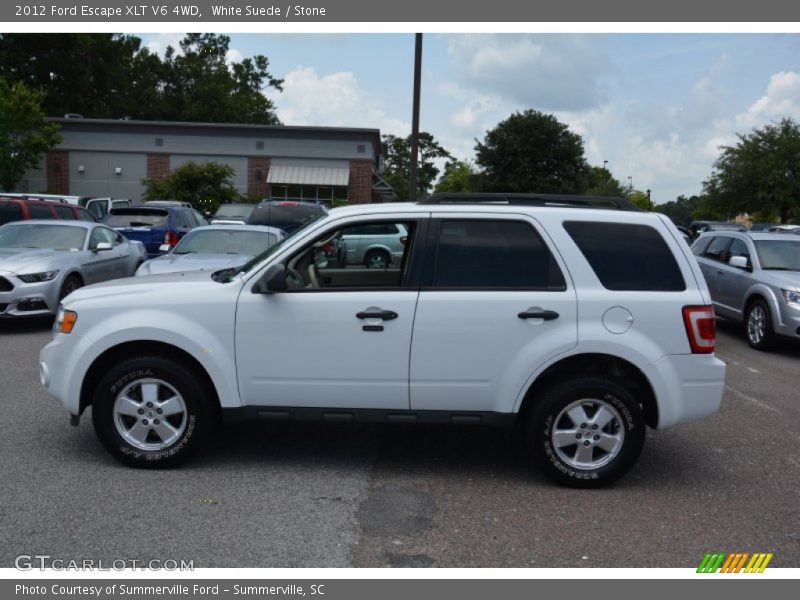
(39, 194, 726, 487)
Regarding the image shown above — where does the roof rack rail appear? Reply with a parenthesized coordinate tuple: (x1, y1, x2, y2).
(419, 192, 643, 211)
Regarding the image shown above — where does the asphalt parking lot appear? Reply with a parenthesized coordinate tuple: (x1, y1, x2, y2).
(1, 317, 798, 568)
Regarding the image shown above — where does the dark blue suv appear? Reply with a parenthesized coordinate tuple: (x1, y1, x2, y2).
(104, 206, 207, 258)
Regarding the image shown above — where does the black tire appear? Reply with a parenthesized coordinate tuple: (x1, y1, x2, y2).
(91, 355, 215, 468)
(58, 274, 83, 301)
(364, 249, 390, 269)
(526, 377, 646, 488)
(744, 299, 776, 350)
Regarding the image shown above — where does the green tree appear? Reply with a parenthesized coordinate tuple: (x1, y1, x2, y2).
(0, 33, 283, 124)
(583, 166, 625, 197)
(652, 194, 702, 227)
(434, 160, 477, 193)
(702, 118, 800, 223)
(382, 132, 452, 200)
(142, 161, 243, 214)
(474, 110, 590, 193)
(159, 34, 283, 124)
(0, 77, 61, 191)
(627, 190, 653, 211)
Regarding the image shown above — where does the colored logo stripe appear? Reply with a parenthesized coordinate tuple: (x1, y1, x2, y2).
(697, 552, 773, 573)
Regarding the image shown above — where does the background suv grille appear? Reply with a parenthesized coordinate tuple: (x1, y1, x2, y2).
(0, 277, 14, 292)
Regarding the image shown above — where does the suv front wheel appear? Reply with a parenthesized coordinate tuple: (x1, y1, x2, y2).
(527, 378, 646, 488)
(91, 356, 215, 468)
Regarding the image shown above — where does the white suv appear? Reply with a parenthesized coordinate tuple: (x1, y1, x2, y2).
(39, 194, 726, 487)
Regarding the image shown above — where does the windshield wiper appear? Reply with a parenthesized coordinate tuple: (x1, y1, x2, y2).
(763, 267, 799, 271)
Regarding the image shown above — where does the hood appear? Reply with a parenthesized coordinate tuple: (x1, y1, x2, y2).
(137, 252, 251, 276)
(760, 270, 800, 290)
(62, 269, 226, 309)
(0, 247, 76, 275)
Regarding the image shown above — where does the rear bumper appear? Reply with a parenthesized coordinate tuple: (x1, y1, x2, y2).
(643, 353, 726, 429)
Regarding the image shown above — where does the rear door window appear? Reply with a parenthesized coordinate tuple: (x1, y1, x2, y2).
(564, 221, 686, 291)
(431, 219, 566, 290)
(28, 204, 55, 219)
(55, 205, 75, 220)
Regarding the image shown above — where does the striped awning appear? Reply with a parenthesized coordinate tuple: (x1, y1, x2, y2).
(267, 158, 350, 186)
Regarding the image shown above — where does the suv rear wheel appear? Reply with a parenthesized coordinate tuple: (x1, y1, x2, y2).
(91, 356, 215, 468)
(364, 249, 390, 269)
(527, 377, 645, 487)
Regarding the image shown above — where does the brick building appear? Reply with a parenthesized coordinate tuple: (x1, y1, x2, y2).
(21, 117, 396, 204)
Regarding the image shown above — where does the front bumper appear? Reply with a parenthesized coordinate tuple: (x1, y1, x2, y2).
(773, 300, 800, 339)
(0, 273, 60, 317)
(39, 332, 100, 416)
(643, 353, 726, 429)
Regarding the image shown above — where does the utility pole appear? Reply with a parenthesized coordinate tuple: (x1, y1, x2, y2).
(408, 33, 423, 202)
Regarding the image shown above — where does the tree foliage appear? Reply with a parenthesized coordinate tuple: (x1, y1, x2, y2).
(702, 118, 800, 223)
(474, 110, 590, 194)
(0, 33, 283, 124)
(652, 194, 702, 227)
(382, 132, 452, 200)
(142, 161, 243, 214)
(584, 166, 625, 197)
(434, 160, 477, 193)
(0, 77, 61, 191)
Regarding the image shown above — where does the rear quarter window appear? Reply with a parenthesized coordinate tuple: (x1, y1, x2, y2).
(564, 221, 686, 291)
(0, 201, 24, 225)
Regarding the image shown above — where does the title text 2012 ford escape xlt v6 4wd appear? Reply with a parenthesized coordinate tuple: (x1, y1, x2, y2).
(39, 194, 726, 487)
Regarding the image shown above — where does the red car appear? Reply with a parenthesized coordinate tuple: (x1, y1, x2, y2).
(0, 197, 97, 225)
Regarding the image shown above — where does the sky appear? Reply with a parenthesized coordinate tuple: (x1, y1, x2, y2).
(141, 33, 800, 204)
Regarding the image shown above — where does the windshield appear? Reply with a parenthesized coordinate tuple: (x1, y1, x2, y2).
(214, 204, 254, 220)
(0, 223, 86, 250)
(754, 240, 800, 270)
(104, 210, 168, 227)
(173, 229, 278, 256)
(222, 214, 324, 282)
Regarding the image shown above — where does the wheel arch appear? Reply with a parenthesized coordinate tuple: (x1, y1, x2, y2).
(518, 353, 659, 429)
(79, 340, 222, 415)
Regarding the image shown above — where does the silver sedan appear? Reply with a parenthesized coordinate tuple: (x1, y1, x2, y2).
(135, 224, 285, 276)
(0, 220, 146, 318)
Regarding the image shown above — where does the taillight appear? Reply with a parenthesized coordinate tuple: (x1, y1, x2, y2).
(164, 231, 179, 247)
(682, 305, 716, 353)
(399, 236, 408, 246)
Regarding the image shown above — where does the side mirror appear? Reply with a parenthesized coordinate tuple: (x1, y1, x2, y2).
(93, 242, 112, 252)
(159, 244, 172, 253)
(253, 263, 287, 294)
(728, 255, 750, 270)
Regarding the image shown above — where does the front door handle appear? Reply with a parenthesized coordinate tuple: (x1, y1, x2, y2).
(356, 309, 398, 321)
(518, 309, 559, 321)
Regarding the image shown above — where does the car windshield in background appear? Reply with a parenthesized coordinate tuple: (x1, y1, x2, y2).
(174, 230, 278, 255)
(0, 223, 86, 250)
(247, 202, 326, 232)
(214, 204, 255, 220)
(225, 214, 325, 281)
(754, 240, 800, 271)
(104, 209, 169, 228)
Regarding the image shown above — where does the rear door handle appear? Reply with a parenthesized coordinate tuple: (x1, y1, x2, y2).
(518, 309, 559, 321)
(356, 309, 398, 321)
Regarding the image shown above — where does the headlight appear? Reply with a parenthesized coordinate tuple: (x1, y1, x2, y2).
(780, 289, 800, 306)
(54, 305, 78, 335)
(17, 270, 59, 283)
